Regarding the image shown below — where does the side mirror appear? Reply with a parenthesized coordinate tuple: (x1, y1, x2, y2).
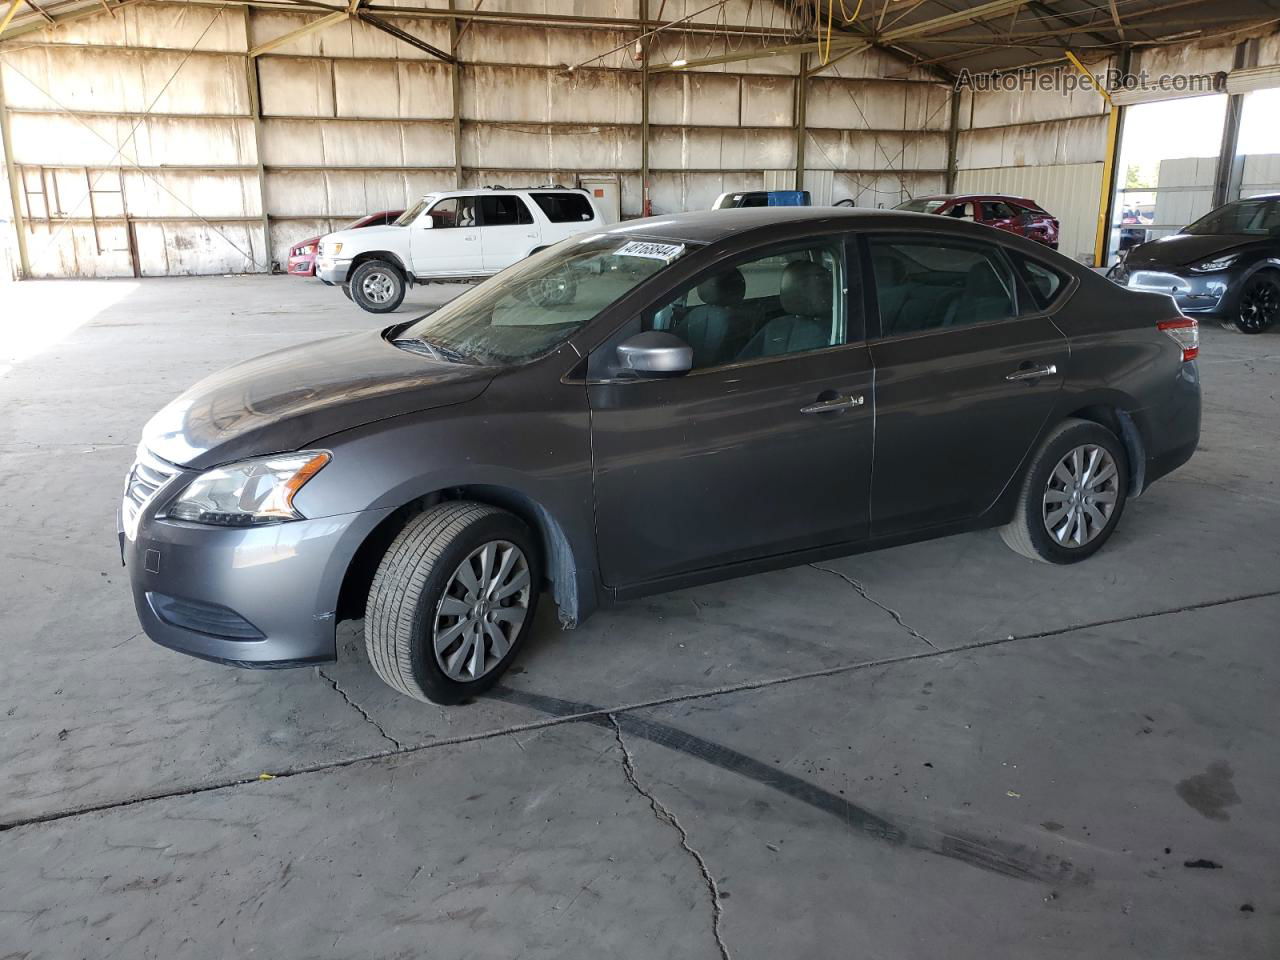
(419, 216, 433, 229)
(616, 331, 692, 377)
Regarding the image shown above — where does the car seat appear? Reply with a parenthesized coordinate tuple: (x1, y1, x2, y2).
(942, 260, 1013, 327)
(737, 260, 833, 359)
(672, 267, 748, 368)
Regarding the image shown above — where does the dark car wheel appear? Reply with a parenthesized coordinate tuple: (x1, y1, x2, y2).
(349, 259, 406, 313)
(1230, 271, 1280, 334)
(365, 502, 541, 704)
(1001, 418, 1128, 564)
(341, 283, 352, 301)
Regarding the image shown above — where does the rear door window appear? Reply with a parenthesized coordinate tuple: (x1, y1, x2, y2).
(480, 195, 534, 227)
(428, 196, 478, 228)
(530, 192, 595, 223)
(982, 200, 1018, 220)
(867, 236, 1018, 336)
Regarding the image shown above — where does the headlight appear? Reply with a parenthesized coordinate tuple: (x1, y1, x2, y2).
(165, 451, 330, 526)
(1189, 254, 1237, 273)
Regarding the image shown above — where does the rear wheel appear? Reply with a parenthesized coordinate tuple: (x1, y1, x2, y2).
(365, 502, 541, 704)
(1001, 418, 1128, 564)
(1231, 272, 1279, 334)
(349, 259, 406, 314)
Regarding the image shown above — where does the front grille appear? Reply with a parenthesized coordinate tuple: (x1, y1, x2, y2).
(121, 446, 181, 540)
(147, 592, 265, 640)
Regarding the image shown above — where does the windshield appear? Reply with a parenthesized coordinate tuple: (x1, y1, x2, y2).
(1184, 198, 1280, 236)
(394, 197, 432, 227)
(894, 198, 947, 214)
(398, 235, 696, 365)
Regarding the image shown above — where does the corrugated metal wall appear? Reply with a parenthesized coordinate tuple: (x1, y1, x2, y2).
(0, 0, 950, 277)
(955, 162, 1101, 263)
(955, 63, 1112, 264)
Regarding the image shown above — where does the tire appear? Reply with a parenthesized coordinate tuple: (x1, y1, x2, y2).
(1001, 418, 1129, 564)
(349, 259, 406, 314)
(365, 502, 541, 704)
(1231, 271, 1279, 334)
(341, 283, 352, 301)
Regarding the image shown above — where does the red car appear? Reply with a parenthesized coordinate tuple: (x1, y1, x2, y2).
(286, 210, 403, 277)
(894, 194, 1059, 249)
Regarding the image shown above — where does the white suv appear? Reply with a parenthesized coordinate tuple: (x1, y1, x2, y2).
(315, 187, 603, 313)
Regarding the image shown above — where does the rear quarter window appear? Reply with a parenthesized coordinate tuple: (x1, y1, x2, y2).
(531, 192, 595, 223)
(1008, 250, 1070, 309)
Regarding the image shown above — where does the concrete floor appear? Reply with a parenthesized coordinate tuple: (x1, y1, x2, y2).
(1, 275, 1277, 958)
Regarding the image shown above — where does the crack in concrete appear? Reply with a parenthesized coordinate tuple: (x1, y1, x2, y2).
(609, 714, 730, 960)
(316, 668, 403, 751)
(5, 586, 1279, 834)
(811, 563, 938, 649)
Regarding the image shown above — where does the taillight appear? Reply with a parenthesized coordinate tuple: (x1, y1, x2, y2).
(1158, 317, 1199, 362)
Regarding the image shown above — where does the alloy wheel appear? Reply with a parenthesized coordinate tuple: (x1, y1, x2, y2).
(1238, 276, 1279, 333)
(433, 540, 531, 682)
(1042, 444, 1120, 548)
(361, 271, 397, 304)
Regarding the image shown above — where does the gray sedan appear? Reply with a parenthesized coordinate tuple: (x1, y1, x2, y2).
(121, 208, 1201, 703)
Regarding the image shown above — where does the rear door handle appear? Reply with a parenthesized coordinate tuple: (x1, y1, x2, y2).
(1006, 363, 1057, 381)
(801, 394, 865, 414)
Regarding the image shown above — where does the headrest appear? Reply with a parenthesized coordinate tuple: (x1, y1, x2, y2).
(872, 254, 907, 286)
(696, 268, 746, 307)
(965, 260, 1006, 298)
(779, 260, 832, 318)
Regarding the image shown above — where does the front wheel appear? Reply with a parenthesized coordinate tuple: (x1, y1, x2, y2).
(340, 283, 352, 301)
(365, 502, 541, 704)
(1231, 272, 1279, 334)
(1001, 419, 1128, 564)
(349, 259, 406, 313)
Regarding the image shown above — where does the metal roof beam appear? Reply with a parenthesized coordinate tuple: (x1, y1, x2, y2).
(879, 0, 1031, 43)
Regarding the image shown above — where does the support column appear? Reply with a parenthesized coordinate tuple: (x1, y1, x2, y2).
(244, 12, 271, 273)
(640, 0, 650, 216)
(0, 62, 30, 278)
(449, 0, 463, 188)
(944, 90, 961, 192)
(1213, 39, 1255, 208)
(793, 53, 808, 192)
(1092, 47, 1129, 268)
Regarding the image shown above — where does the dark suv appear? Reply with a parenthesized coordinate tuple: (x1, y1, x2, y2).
(122, 208, 1200, 704)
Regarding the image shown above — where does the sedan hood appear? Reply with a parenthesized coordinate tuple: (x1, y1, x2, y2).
(142, 330, 493, 469)
(1125, 233, 1255, 269)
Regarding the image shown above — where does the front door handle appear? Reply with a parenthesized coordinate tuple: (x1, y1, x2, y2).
(1006, 363, 1057, 382)
(801, 394, 865, 414)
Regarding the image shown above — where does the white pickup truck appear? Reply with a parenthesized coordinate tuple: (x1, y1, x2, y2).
(315, 186, 603, 313)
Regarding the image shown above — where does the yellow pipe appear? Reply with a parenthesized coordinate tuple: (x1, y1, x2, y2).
(1094, 106, 1121, 267)
(0, 0, 27, 36)
(1063, 50, 1119, 267)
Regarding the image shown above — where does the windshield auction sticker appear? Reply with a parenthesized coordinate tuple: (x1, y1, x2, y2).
(615, 241, 685, 262)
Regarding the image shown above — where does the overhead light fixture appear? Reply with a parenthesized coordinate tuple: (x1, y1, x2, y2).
(672, 58, 687, 67)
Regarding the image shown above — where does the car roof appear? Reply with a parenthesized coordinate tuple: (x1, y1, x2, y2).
(421, 186, 590, 199)
(912, 193, 1032, 204)
(590, 207, 942, 244)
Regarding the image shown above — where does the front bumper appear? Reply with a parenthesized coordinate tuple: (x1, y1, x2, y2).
(122, 498, 393, 667)
(287, 254, 316, 277)
(315, 257, 352, 284)
(1123, 268, 1230, 315)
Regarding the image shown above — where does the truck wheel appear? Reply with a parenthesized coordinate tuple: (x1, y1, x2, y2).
(341, 283, 352, 301)
(365, 502, 541, 704)
(1001, 418, 1128, 564)
(349, 260, 406, 313)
